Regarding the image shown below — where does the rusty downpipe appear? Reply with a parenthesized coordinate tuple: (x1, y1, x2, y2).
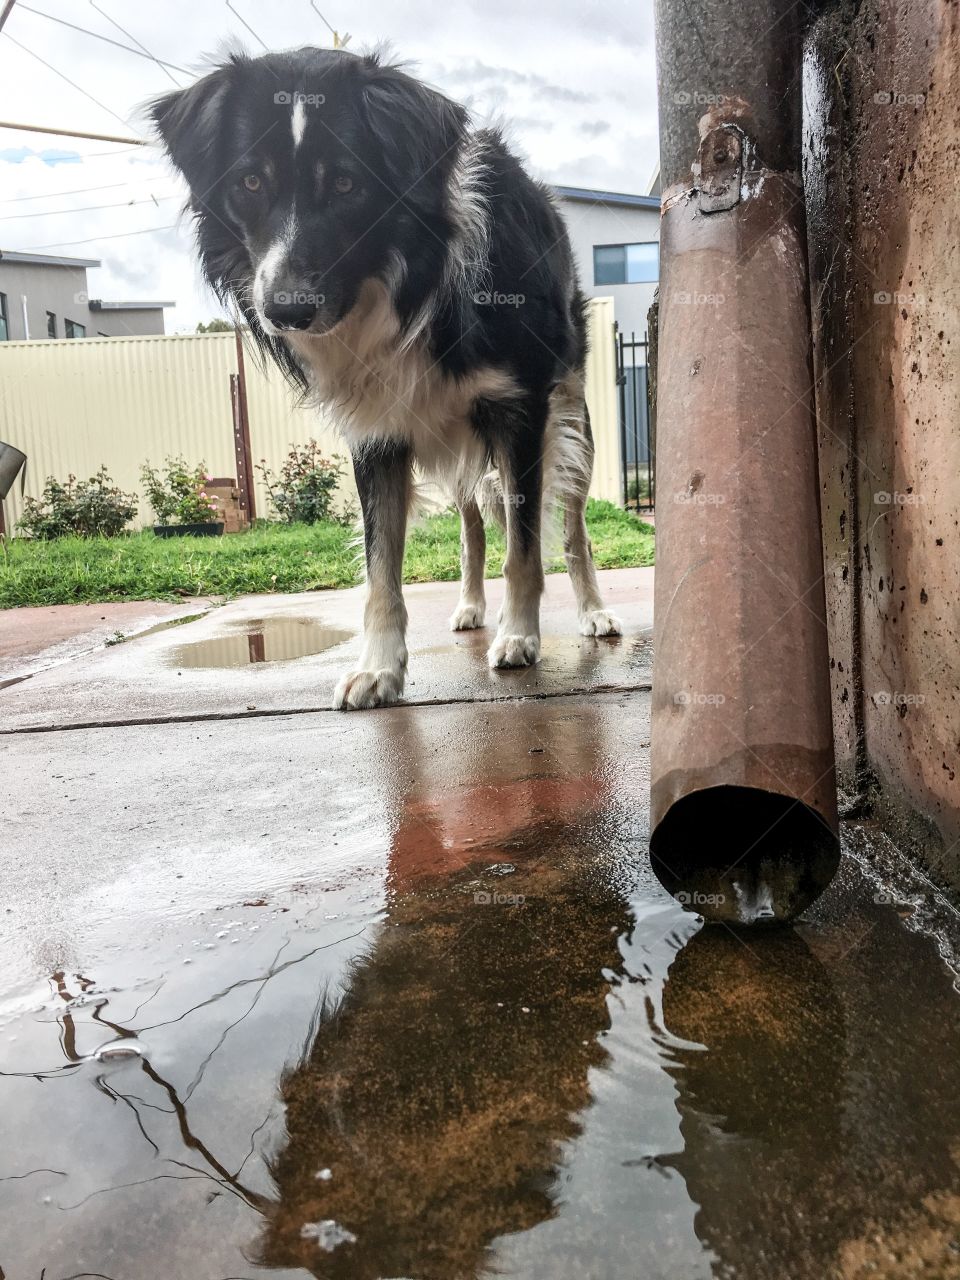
(649, 0, 840, 923)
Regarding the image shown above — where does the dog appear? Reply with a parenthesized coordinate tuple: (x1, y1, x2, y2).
(151, 46, 622, 709)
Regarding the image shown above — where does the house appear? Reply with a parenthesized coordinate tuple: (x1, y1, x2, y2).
(0, 250, 173, 341)
(554, 175, 662, 504)
(553, 183, 661, 341)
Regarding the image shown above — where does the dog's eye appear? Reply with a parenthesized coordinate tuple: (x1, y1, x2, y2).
(242, 173, 263, 193)
(333, 174, 353, 194)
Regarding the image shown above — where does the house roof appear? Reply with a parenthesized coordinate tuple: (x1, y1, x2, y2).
(0, 249, 101, 268)
(89, 299, 175, 311)
(553, 185, 661, 210)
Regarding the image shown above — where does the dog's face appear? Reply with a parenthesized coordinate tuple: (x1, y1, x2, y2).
(151, 49, 467, 338)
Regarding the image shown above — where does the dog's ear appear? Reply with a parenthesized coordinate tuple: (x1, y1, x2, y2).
(361, 69, 468, 204)
(149, 64, 235, 193)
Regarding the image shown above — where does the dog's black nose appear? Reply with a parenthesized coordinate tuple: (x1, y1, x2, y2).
(264, 297, 317, 331)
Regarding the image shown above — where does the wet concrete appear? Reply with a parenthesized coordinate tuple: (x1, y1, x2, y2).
(3, 568, 960, 1278)
(0, 598, 216, 682)
(0, 567, 654, 732)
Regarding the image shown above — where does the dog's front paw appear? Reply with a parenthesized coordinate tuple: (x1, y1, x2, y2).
(579, 608, 623, 637)
(450, 601, 485, 631)
(487, 633, 540, 669)
(332, 668, 403, 710)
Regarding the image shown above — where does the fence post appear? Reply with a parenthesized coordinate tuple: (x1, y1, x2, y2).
(615, 322, 629, 508)
(647, 293, 658, 509)
(232, 330, 256, 521)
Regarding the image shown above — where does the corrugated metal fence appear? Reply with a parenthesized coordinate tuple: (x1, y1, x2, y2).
(0, 296, 619, 533)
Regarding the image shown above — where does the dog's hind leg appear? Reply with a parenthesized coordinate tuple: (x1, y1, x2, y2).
(487, 399, 547, 669)
(333, 441, 412, 710)
(449, 495, 487, 631)
(563, 408, 622, 638)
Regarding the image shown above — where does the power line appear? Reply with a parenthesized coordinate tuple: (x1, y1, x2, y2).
(0, 176, 168, 205)
(79, 145, 146, 157)
(13, 3, 188, 74)
(225, 0, 268, 50)
(87, 1, 184, 85)
(21, 221, 179, 250)
(0, 194, 174, 220)
(2, 31, 143, 134)
(309, 2, 351, 49)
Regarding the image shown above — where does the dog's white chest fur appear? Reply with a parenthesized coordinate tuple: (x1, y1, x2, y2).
(287, 281, 518, 493)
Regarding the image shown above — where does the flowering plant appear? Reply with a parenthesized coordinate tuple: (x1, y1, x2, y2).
(17, 467, 137, 539)
(140, 457, 220, 526)
(256, 440, 350, 525)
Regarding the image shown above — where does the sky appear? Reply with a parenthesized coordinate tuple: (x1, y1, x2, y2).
(0, 0, 659, 332)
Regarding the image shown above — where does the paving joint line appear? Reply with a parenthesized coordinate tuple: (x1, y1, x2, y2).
(0, 680, 654, 735)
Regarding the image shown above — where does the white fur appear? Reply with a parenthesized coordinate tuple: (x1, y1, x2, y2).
(449, 496, 486, 631)
(450, 601, 485, 630)
(579, 608, 622, 637)
(334, 571, 409, 709)
(253, 212, 298, 330)
(333, 629, 407, 709)
(288, 279, 519, 496)
(291, 98, 307, 149)
(488, 633, 541, 668)
(443, 134, 491, 304)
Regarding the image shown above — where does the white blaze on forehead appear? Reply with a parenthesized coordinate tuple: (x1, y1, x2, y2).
(292, 98, 307, 149)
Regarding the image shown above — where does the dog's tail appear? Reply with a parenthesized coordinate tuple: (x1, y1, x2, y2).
(477, 378, 592, 558)
(477, 469, 507, 531)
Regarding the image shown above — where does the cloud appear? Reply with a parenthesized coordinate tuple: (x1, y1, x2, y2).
(0, 146, 82, 165)
(0, 0, 658, 331)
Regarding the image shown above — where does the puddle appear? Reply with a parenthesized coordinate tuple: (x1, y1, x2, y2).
(4, 698, 960, 1279)
(168, 617, 354, 669)
(106, 611, 209, 646)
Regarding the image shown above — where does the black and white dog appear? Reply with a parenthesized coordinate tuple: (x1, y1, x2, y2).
(151, 46, 621, 709)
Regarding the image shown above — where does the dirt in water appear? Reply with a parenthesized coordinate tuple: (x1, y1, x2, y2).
(168, 617, 354, 669)
(2, 794, 960, 1277)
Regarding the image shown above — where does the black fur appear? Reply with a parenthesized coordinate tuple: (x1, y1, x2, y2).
(151, 46, 607, 703)
(149, 46, 586, 408)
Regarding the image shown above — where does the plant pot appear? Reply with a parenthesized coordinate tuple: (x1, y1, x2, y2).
(153, 522, 225, 538)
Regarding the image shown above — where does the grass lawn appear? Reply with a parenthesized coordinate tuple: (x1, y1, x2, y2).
(0, 500, 653, 609)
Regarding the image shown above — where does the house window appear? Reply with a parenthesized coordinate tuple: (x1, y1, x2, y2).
(594, 242, 660, 285)
(64, 318, 86, 339)
(46, 311, 57, 338)
(0, 293, 8, 340)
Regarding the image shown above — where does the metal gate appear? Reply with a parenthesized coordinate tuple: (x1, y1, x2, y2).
(615, 323, 654, 513)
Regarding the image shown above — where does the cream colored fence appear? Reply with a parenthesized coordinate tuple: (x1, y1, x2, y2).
(0, 297, 619, 533)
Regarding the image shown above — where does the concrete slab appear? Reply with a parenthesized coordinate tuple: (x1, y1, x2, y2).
(3, 681, 960, 1279)
(0, 566, 654, 732)
(0, 597, 215, 683)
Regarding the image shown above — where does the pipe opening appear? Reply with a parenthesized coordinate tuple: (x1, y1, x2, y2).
(650, 785, 840, 925)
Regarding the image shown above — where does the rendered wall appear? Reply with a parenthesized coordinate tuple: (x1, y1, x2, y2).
(805, 0, 960, 883)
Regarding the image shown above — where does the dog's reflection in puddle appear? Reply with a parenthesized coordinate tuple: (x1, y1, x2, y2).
(254, 708, 632, 1278)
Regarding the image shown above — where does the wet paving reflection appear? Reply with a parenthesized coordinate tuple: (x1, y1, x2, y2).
(168, 617, 354, 669)
(3, 697, 960, 1278)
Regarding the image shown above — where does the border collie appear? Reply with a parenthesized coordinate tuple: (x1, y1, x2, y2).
(151, 47, 622, 709)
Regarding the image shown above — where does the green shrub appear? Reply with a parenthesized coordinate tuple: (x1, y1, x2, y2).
(257, 440, 351, 525)
(627, 472, 654, 503)
(140, 456, 221, 526)
(16, 467, 137, 539)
